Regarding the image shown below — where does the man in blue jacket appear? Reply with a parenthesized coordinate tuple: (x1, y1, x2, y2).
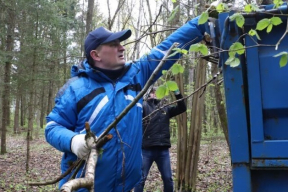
(45, 17, 207, 192)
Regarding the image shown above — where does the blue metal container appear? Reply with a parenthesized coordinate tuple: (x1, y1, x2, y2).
(212, 4, 288, 192)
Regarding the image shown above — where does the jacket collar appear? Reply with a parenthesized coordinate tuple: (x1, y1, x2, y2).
(71, 60, 139, 85)
(147, 98, 160, 105)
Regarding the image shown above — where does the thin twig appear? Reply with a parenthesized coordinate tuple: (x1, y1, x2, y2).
(124, 28, 177, 46)
(275, 19, 288, 50)
(28, 159, 83, 186)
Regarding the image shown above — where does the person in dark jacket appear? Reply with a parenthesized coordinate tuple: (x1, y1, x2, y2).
(134, 88, 187, 192)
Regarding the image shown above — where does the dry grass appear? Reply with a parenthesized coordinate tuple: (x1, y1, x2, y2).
(0, 134, 232, 192)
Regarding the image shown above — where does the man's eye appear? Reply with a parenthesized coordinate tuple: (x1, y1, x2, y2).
(109, 41, 120, 47)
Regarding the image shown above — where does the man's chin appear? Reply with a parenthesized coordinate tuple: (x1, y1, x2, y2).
(113, 62, 125, 69)
(116, 62, 125, 66)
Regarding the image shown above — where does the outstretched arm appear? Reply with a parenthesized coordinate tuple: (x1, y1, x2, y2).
(137, 16, 208, 85)
(168, 91, 187, 118)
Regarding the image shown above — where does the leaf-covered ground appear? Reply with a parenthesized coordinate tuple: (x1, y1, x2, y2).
(0, 134, 232, 192)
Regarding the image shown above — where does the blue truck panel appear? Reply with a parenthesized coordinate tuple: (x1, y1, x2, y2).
(213, 3, 288, 192)
(219, 12, 250, 164)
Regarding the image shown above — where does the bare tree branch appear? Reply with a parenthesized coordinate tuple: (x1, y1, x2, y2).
(275, 19, 288, 50)
(60, 123, 112, 192)
(60, 148, 98, 192)
(107, 0, 126, 29)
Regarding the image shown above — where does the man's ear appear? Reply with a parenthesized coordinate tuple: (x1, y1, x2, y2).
(90, 50, 101, 62)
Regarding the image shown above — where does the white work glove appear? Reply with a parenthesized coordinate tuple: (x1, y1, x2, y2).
(71, 134, 90, 159)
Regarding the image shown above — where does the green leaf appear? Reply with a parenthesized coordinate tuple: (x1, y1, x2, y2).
(256, 18, 270, 31)
(198, 12, 209, 25)
(248, 29, 261, 40)
(236, 15, 245, 28)
(273, 0, 284, 8)
(271, 17, 282, 26)
(230, 13, 245, 27)
(229, 13, 238, 21)
(225, 56, 235, 65)
(179, 65, 184, 73)
(167, 81, 179, 91)
(168, 51, 178, 58)
(266, 23, 273, 33)
(248, 29, 256, 36)
(189, 44, 200, 52)
(251, 4, 261, 11)
(230, 58, 240, 67)
(168, 48, 181, 58)
(189, 43, 208, 55)
(168, 5, 179, 22)
(273, 52, 288, 67)
(244, 4, 252, 13)
(181, 49, 188, 55)
(171, 63, 184, 75)
(162, 70, 168, 75)
(255, 33, 261, 40)
(279, 54, 288, 67)
(168, 48, 187, 57)
(216, 3, 226, 13)
(229, 42, 245, 57)
(225, 56, 241, 67)
(199, 45, 208, 55)
(155, 85, 167, 99)
(171, 0, 177, 3)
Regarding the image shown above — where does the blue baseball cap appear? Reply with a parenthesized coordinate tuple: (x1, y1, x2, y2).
(84, 27, 132, 59)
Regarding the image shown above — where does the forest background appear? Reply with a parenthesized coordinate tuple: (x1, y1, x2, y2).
(0, 0, 270, 191)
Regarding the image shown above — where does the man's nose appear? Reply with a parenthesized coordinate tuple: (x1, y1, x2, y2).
(119, 44, 125, 51)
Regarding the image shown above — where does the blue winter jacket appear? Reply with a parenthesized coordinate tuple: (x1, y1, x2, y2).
(45, 17, 206, 192)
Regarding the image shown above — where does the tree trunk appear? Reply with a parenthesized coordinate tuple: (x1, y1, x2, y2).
(184, 59, 206, 192)
(168, 2, 190, 191)
(40, 83, 46, 129)
(6, 100, 11, 128)
(212, 64, 230, 151)
(1, 0, 15, 155)
(145, 0, 156, 47)
(46, 80, 53, 116)
(13, 89, 20, 134)
(175, 72, 188, 191)
(86, 0, 95, 36)
(20, 95, 26, 127)
(107, 0, 126, 30)
(184, 3, 208, 191)
(26, 6, 40, 172)
(1, 63, 11, 154)
(34, 92, 39, 139)
(131, 0, 143, 60)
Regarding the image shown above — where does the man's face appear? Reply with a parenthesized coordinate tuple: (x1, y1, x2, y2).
(93, 40, 126, 69)
(149, 91, 156, 99)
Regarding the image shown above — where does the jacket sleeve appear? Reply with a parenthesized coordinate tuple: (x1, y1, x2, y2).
(136, 16, 208, 85)
(142, 101, 148, 118)
(168, 93, 187, 118)
(45, 83, 78, 153)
